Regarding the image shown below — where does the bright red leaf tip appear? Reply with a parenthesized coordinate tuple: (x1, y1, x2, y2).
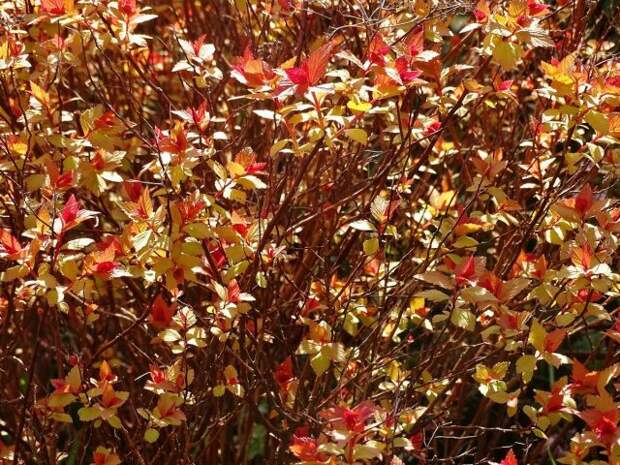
(527, 0, 548, 15)
(319, 400, 376, 433)
(500, 449, 518, 465)
(473, 8, 487, 22)
(118, 0, 136, 16)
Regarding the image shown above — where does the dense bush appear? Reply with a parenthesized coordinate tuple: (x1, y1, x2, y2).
(1, 0, 620, 463)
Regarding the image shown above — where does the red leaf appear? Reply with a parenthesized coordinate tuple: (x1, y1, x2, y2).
(274, 356, 294, 388)
(61, 195, 80, 225)
(0, 229, 22, 257)
(118, 0, 137, 16)
(544, 328, 566, 353)
(455, 256, 476, 286)
(41, 0, 66, 15)
(570, 359, 600, 395)
(405, 28, 424, 57)
(289, 435, 325, 462)
(150, 295, 177, 329)
(500, 449, 518, 465)
(473, 8, 487, 22)
(395, 57, 421, 83)
(94, 111, 116, 130)
(574, 183, 594, 218)
(581, 409, 619, 445)
(123, 180, 143, 202)
(367, 33, 390, 65)
(232, 47, 275, 87)
(305, 41, 336, 86)
(285, 66, 309, 87)
(527, 0, 548, 15)
(227, 279, 240, 303)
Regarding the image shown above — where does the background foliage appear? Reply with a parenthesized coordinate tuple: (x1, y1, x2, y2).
(1, 0, 620, 464)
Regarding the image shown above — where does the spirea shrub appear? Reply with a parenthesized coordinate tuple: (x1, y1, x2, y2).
(1, 0, 620, 463)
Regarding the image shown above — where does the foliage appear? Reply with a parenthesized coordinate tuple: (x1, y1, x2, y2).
(0, 0, 620, 464)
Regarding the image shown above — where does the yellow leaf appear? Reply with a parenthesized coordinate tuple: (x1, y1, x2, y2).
(363, 237, 379, 255)
(528, 319, 546, 353)
(492, 39, 521, 70)
(516, 354, 537, 383)
(608, 113, 620, 138)
(585, 111, 608, 135)
(345, 128, 368, 145)
(347, 96, 372, 113)
(310, 352, 331, 376)
(64, 0, 75, 13)
(30, 81, 49, 106)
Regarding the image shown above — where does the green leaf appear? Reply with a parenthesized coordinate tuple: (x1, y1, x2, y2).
(144, 428, 160, 443)
(78, 406, 101, 422)
(450, 307, 475, 331)
(363, 238, 379, 255)
(248, 423, 267, 460)
(107, 415, 122, 429)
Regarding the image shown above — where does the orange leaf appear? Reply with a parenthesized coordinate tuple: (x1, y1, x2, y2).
(500, 449, 518, 465)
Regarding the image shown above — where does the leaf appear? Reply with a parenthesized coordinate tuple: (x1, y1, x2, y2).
(516, 28, 554, 48)
(78, 406, 101, 422)
(363, 238, 379, 255)
(516, 354, 537, 383)
(345, 128, 369, 145)
(460, 285, 496, 303)
(415, 289, 450, 302)
(63, 238, 95, 250)
(353, 442, 384, 461)
(270, 139, 289, 156)
(310, 352, 331, 376)
(253, 109, 282, 122)
(528, 319, 546, 353)
(132, 230, 152, 252)
(348, 219, 376, 232)
(451, 307, 476, 331)
(347, 96, 372, 113)
(30, 81, 49, 105)
(500, 449, 518, 465)
(492, 40, 522, 70)
(144, 428, 160, 443)
(306, 41, 336, 85)
(131, 14, 158, 24)
(585, 111, 609, 135)
(0, 229, 22, 257)
(107, 415, 122, 429)
(297, 339, 321, 355)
